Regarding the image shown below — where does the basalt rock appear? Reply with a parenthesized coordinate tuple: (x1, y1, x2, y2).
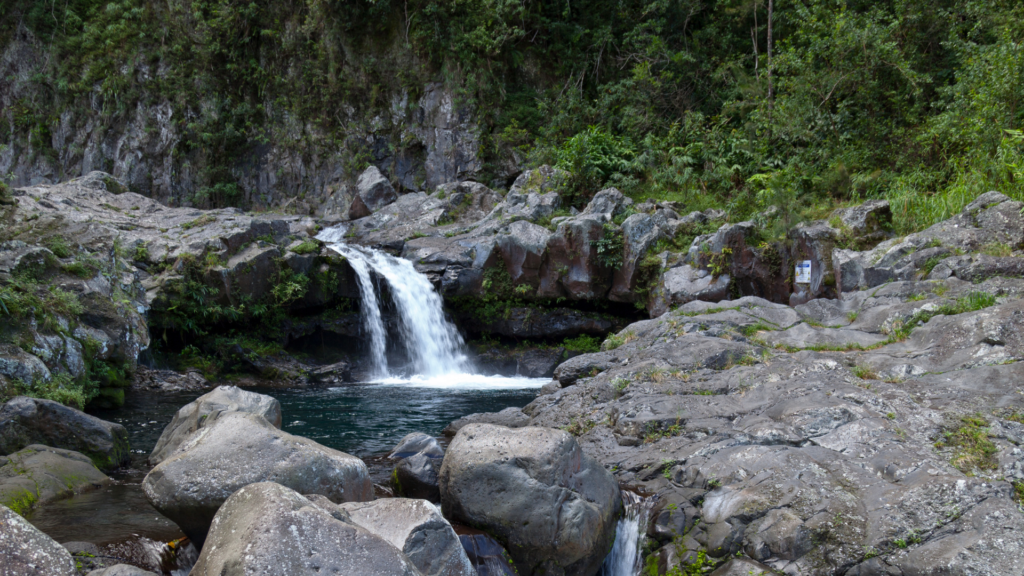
(0, 444, 109, 514)
(836, 191, 1024, 293)
(0, 503, 78, 576)
(348, 166, 399, 220)
(190, 482, 421, 576)
(143, 411, 371, 547)
(148, 385, 282, 465)
(0, 396, 130, 470)
(439, 424, 622, 576)
(338, 498, 476, 576)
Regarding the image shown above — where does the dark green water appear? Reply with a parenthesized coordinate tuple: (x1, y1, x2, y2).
(93, 382, 540, 459)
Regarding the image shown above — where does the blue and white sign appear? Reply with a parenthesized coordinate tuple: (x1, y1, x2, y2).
(795, 260, 812, 284)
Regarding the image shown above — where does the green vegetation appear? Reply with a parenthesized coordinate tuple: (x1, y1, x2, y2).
(289, 240, 319, 255)
(935, 414, 998, 474)
(562, 334, 602, 354)
(181, 214, 217, 230)
(602, 330, 636, 351)
(3, 0, 1020, 223)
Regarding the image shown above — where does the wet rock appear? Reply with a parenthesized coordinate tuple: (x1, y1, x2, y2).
(0, 445, 108, 514)
(190, 482, 421, 576)
(338, 498, 476, 576)
(0, 396, 130, 470)
(306, 360, 352, 385)
(148, 385, 282, 465)
(442, 407, 530, 436)
(143, 412, 371, 547)
(348, 166, 399, 220)
(457, 532, 518, 576)
(0, 503, 78, 576)
(439, 424, 622, 576)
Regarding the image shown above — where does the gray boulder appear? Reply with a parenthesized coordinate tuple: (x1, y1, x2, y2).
(190, 482, 422, 576)
(142, 411, 371, 547)
(339, 498, 476, 576)
(149, 385, 282, 465)
(0, 396, 130, 470)
(439, 424, 622, 576)
(0, 503, 77, 576)
(0, 444, 109, 514)
(349, 166, 398, 220)
(390, 432, 445, 460)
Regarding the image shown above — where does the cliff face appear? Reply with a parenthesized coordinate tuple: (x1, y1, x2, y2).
(0, 13, 493, 215)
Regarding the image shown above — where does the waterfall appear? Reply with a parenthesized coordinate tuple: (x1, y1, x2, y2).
(600, 491, 657, 576)
(317, 226, 470, 378)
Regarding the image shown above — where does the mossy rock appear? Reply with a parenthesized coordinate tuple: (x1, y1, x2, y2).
(0, 444, 109, 516)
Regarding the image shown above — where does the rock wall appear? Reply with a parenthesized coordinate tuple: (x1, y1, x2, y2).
(0, 25, 487, 215)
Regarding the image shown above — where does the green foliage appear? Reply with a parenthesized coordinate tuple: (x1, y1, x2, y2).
(562, 334, 602, 354)
(3, 0, 1024, 229)
(592, 224, 624, 269)
(935, 414, 999, 473)
(289, 240, 319, 255)
(44, 236, 72, 258)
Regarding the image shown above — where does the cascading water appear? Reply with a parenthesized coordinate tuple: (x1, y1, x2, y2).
(600, 490, 658, 576)
(317, 225, 469, 379)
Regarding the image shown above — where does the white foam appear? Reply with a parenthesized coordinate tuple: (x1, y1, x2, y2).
(355, 373, 548, 390)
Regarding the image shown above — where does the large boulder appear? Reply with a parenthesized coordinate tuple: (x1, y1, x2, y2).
(0, 396, 130, 470)
(0, 444, 109, 514)
(339, 498, 476, 576)
(190, 482, 421, 576)
(142, 411, 372, 547)
(0, 503, 78, 576)
(148, 385, 282, 465)
(349, 166, 398, 220)
(439, 424, 622, 576)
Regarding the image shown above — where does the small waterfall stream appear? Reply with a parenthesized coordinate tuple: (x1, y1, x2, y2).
(317, 226, 470, 378)
(600, 491, 657, 576)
